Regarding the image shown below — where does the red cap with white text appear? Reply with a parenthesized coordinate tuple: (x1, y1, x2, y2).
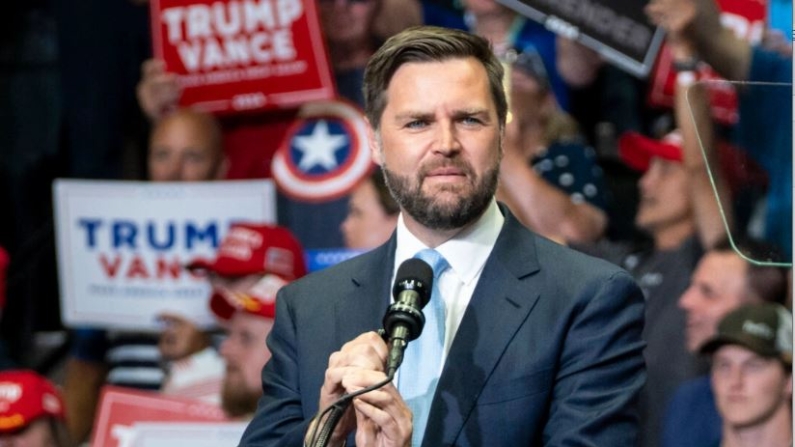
(0, 370, 65, 433)
(209, 274, 288, 321)
(187, 223, 307, 280)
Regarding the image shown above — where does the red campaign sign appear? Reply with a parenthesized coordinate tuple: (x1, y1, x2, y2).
(150, 0, 337, 115)
(647, 0, 766, 124)
(91, 386, 227, 447)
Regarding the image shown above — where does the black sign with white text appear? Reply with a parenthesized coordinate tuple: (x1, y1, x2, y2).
(497, 0, 664, 77)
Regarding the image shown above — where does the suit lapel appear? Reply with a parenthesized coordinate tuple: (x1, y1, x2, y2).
(424, 211, 543, 446)
(333, 235, 397, 348)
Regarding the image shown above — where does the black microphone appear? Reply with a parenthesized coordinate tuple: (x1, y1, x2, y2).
(382, 258, 434, 378)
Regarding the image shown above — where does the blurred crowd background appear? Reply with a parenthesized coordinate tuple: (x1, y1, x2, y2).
(0, 0, 791, 446)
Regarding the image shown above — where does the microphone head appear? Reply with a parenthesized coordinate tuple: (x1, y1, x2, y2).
(384, 258, 434, 343)
(392, 258, 433, 308)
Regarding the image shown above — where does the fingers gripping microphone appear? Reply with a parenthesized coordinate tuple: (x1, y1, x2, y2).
(383, 258, 434, 378)
(309, 260, 432, 447)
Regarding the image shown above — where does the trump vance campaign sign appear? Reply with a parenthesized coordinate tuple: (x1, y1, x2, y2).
(53, 179, 276, 331)
(150, 0, 336, 114)
(91, 386, 230, 447)
(128, 422, 248, 447)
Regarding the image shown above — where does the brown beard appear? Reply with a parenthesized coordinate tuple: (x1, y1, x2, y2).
(383, 157, 499, 230)
(221, 375, 260, 418)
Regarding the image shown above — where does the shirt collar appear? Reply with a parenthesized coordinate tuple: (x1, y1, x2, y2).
(394, 200, 504, 286)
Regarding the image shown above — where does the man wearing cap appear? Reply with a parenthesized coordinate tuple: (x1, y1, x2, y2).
(660, 239, 789, 447)
(0, 370, 70, 447)
(702, 303, 792, 447)
(211, 276, 285, 419)
(160, 223, 307, 417)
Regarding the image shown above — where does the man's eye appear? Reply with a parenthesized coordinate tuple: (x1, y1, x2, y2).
(405, 120, 427, 129)
(185, 152, 205, 162)
(746, 360, 768, 371)
(461, 116, 483, 125)
(151, 149, 170, 160)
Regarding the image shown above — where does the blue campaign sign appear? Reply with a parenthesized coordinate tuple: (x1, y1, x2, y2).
(304, 248, 364, 272)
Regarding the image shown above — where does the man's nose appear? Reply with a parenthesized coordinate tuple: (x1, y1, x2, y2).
(727, 366, 745, 389)
(160, 159, 183, 181)
(678, 287, 696, 310)
(219, 338, 234, 360)
(435, 122, 461, 155)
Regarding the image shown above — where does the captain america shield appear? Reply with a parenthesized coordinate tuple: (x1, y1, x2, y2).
(272, 99, 373, 202)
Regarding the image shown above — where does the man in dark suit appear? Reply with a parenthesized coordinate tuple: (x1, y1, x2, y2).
(238, 26, 646, 447)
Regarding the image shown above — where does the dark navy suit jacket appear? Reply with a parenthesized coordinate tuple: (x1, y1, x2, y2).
(238, 209, 646, 446)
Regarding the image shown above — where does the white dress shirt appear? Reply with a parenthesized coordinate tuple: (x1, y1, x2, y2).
(392, 200, 504, 370)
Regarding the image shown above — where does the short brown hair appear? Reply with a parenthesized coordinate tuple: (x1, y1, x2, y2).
(363, 26, 507, 131)
(713, 238, 789, 305)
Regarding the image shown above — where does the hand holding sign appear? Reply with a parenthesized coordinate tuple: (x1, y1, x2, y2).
(645, 0, 697, 40)
(149, 0, 336, 115)
(137, 59, 182, 121)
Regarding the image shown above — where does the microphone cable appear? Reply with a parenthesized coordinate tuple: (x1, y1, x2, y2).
(307, 361, 395, 447)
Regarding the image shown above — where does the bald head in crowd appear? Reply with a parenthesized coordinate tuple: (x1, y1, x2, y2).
(148, 108, 226, 182)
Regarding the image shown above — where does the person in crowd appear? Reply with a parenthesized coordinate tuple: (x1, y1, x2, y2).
(147, 108, 226, 182)
(496, 46, 609, 244)
(60, 111, 228, 444)
(0, 370, 71, 447)
(160, 223, 307, 410)
(459, 0, 569, 109)
(646, 0, 792, 259)
(340, 167, 399, 250)
(237, 26, 645, 447)
(318, 0, 384, 105)
(211, 276, 288, 420)
(661, 240, 789, 447)
(157, 311, 222, 404)
(573, 63, 730, 447)
(551, 34, 650, 242)
(371, 0, 422, 39)
(701, 303, 792, 447)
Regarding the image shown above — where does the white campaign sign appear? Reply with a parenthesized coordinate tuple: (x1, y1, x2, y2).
(53, 179, 276, 330)
(128, 422, 248, 447)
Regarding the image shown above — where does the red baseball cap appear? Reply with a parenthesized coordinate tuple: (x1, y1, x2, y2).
(618, 130, 683, 172)
(209, 274, 288, 321)
(0, 370, 65, 433)
(618, 130, 769, 194)
(187, 223, 307, 281)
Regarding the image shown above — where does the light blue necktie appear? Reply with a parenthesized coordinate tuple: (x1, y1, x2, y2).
(398, 249, 449, 447)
